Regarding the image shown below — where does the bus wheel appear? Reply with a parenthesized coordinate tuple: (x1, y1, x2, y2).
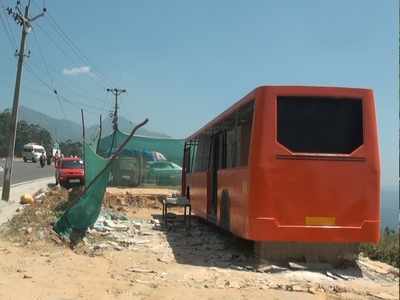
(220, 189, 230, 230)
(186, 186, 190, 199)
(23, 157, 27, 162)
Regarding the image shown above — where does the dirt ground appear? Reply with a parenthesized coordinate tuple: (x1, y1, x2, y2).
(0, 186, 398, 300)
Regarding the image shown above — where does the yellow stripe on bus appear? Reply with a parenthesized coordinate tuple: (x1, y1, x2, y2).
(305, 216, 336, 226)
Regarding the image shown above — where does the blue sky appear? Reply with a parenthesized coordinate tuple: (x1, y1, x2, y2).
(0, 0, 398, 188)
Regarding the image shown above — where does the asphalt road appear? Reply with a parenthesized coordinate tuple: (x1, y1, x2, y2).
(0, 160, 54, 187)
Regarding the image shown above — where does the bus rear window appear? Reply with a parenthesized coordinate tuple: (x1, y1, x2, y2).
(277, 96, 363, 154)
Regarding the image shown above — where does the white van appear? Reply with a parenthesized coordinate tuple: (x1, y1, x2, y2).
(22, 143, 46, 163)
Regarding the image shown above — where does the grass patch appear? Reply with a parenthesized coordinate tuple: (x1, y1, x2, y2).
(360, 227, 399, 268)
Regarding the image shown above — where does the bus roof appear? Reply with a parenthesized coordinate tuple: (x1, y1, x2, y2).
(186, 85, 372, 141)
(187, 87, 257, 140)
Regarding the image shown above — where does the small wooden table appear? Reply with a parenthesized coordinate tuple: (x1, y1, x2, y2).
(161, 197, 191, 228)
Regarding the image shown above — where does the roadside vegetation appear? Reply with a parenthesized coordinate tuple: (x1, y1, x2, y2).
(360, 227, 399, 268)
(59, 139, 82, 157)
(0, 109, 82, 158)
(0, 109, 53, 156)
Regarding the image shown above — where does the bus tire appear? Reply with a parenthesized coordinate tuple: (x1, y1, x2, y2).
(186, 186, 190, 200)
(220, 189, 230, 230)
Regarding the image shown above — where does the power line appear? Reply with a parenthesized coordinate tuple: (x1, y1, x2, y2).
(25, 62, 52, 90)
(31, 0, 115, 89)
(32, 27, 52, 84)
(0, 1, 17, 49)
(31, 28, 69, 120)
(28, 27, 110, 106)
(25, 63, 109, 114)
(33, 22, 114, 96)
(35, 21, 79, 64)
(45, 11, 115, 88)
(21, 81, 65, 120)
(26, 54, 109, 105)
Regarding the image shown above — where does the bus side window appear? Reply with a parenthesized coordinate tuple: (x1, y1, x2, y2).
(237, 101, 254, 166)
(184, 145, 191, 174)
(226, 127, 237, 168)
(190, 142, 197, 173)
(194, 134, 210, 172)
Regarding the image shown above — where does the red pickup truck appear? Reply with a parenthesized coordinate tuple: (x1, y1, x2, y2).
(55, 157, 84, 188)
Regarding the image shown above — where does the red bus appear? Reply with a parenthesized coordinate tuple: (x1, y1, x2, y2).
(182, 86, 380, 258)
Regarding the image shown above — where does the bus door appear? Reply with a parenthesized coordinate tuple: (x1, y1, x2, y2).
(182, 142, 191, 196)
(208, 131, 225, 221)
(208, 133, 220, 221)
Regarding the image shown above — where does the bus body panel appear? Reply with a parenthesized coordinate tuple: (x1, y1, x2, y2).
(217, 168, 249, 238)
(186, 172, 208, 219)
(248, 86, 380, 243)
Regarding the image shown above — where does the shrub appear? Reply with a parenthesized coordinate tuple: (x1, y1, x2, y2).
(360, 227, 399, 268)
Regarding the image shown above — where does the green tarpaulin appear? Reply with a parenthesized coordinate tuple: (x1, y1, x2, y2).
(53, 142, 109, 238)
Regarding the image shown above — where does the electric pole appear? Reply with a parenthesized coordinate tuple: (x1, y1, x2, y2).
(106, 88, 126, 131)
(2, 1, 46, 201)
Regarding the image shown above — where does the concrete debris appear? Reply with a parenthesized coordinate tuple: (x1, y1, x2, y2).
(157, 257, 170, 264)
(127, 267, 156, 274)
(94, 243, 109, 251)
(37, 230, 45, 240)
(330, 272, 351, 281)
(150, 219, 160, 225)
(86, 209, 156, 252)
(34, 192, 46, 201)
(358, 257, 400, 276)
(106, 241, 122, 251)
(256, 264, 288, 273)
(110, 211, 129, 221)
(325, 271, 340, 280)
(132, 222, 141, 231)
(288, 262, 332, 271)
(367, 292, 399, 300)
(103, 219, 129, 231)
(292, 285, 310, 292)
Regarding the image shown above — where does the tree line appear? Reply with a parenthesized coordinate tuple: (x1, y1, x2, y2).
(0, 109, 53, 157)
(0, 109, 82, 158)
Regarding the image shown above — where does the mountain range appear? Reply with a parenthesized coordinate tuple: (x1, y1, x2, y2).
(17, 106, 170, 142)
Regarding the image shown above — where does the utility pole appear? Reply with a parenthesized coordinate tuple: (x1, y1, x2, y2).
(106, 88, 126, 131)
(2, 1, 46, 201)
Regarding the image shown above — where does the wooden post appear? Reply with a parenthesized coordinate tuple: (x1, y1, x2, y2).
(96, 114, 102, 153)
(81, 109, 85, 175)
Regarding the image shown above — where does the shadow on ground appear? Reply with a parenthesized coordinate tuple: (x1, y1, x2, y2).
(152, 213, 253, 269)
(151, 212, 363, 278)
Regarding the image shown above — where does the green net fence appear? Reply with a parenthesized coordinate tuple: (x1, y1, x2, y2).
(53, 126, 185, 239)
(53, 141, 110, 238)
(98, 130, 185, 187)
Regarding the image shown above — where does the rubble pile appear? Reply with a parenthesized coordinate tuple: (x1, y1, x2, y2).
(0, 186, 74, 245)
(104, 191, 164, 211)
(79, 208, 160, 254)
